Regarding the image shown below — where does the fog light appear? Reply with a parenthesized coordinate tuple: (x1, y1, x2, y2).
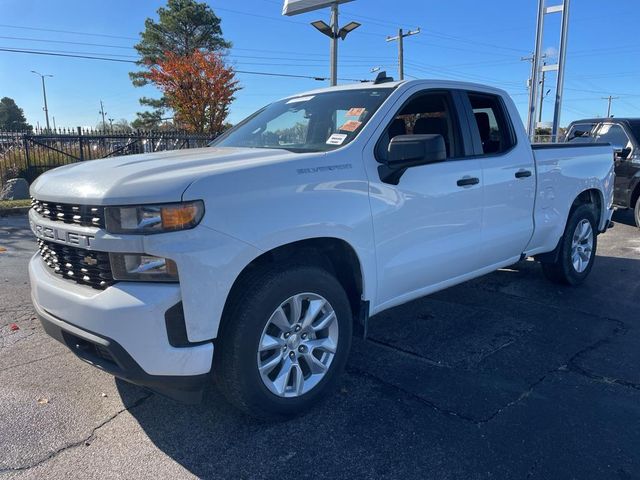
(110, 253, 178, 282)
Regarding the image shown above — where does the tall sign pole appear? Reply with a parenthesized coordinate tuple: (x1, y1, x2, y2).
(551, 0, 570, 140)
(528, 0, 571, 141)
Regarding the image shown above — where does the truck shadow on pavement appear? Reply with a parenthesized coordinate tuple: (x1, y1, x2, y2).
(118, 254, 640, 479)
(612, 208, 637, 228)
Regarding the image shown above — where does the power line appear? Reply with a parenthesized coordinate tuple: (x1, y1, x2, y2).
(0, 47, 367, 82)
(0, 35, 135, 50)
(0, 23, 138, 41)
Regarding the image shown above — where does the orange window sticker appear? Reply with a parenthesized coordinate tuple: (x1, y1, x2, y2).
(346, 107, 366, 117)
(339, 120, 362, 132)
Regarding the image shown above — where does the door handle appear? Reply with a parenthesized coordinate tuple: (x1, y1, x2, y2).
(456, 176, 480, 187)
(515, 169, 532, 178)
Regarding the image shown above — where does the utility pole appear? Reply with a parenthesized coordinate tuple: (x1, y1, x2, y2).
(52, 116, 57, 131)
(99, 100, 107, 131)
(386, 28, 420, 80)
(31, 70, 53, 131)
(602, 96, 618, 117)
(522, 52, 547, 130)
(538, 64, 548, 123)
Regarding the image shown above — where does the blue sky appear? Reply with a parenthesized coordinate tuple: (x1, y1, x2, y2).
(0, 0, 638, 130)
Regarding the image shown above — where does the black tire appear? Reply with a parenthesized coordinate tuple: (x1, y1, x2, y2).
(214, 264, 352, 419)
(541, 204, 598, 285)
(634, 195, 640, 228)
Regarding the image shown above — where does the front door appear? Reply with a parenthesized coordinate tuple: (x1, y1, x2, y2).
(365, 89, 485, 309)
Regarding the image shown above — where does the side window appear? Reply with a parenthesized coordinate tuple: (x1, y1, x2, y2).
(376, 91, 459, 160)
(594, 124, 631, 150)
(566, 123, 597, 143)
(467, 93, 514, 155)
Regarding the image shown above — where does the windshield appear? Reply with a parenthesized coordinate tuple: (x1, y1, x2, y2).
(211, 88, 393, 153)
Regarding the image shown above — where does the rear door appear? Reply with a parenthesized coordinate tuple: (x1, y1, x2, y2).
(462, 91, 536, 265)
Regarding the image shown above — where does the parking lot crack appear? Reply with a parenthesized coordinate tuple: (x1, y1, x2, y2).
(0, 392, 153, 474)
(347, 366, 480, 424)
(0, 351, 69, 373)
(350, 320, 629, 426)
(568, 335, 640, 391)
(363, 337, 452, 368)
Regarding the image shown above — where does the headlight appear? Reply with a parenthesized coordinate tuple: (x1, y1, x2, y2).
(110, 253, 179, 282)
(105, 201, 204, 234)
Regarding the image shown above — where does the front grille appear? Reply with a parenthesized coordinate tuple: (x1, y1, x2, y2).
(31, 198, 105, 229)
(37, 239, 114, 289)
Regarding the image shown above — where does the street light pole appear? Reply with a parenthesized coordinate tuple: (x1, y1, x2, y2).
(31, 70, 53, 131)
(99, 100, 107, 131)
(329, 3, 339, 86)
(310, 3, 360, 86)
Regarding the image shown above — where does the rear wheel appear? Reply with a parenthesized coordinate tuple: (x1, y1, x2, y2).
(541, 204, 598, 285)
(215, 265, 352, 419)
(634, 195, 640, 228)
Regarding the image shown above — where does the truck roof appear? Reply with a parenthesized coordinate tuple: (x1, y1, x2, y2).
(283, 78, 507, 100)
(568, 117, 640, 125)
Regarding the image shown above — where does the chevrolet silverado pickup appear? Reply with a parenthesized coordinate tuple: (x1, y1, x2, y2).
(28, 79, 615, 418)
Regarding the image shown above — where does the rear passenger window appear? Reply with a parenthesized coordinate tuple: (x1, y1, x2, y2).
(467, 93, 514, 155)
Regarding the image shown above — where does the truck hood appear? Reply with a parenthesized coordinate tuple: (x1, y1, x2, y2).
(30, 147, 305, 205)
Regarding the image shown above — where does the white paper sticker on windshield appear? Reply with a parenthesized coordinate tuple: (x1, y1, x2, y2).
(326, 133, 348, 145)
(286, 95, 315, 104)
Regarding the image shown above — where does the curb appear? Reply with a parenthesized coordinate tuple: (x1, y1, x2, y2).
(0, 207, 30, 217)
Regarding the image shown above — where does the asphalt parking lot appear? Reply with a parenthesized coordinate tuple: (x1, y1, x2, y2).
(1, 211, 639, 479)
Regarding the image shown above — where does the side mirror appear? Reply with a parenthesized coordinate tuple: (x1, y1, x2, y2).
(379, 134, 447, 184)
(614, 147, 631, 160)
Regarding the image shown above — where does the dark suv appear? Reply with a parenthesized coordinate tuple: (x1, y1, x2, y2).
(565, 118, 640, 226)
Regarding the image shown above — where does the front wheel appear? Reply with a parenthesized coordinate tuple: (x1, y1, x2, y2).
(541, 204, 598, 285)
(215, 265, 352, 419)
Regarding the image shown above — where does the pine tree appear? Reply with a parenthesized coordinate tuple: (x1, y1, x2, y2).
(130, 0, 230, 127)
(0, 97, 32, 131)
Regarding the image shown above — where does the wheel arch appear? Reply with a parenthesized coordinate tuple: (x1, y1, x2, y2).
(218, 237, 367, 338)
(570, 188, 603, 221)
(536, 188, 603, 264)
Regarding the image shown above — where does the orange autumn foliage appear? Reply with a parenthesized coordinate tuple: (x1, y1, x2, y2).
(145, 50, 240, 134)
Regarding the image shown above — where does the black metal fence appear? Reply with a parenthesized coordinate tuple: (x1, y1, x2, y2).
(0, 128, 216, 185)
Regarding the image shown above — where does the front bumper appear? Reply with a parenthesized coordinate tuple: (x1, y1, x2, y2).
(29, 254, 214, 403)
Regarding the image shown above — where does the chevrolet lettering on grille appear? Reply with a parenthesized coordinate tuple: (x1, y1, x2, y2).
(30, 221, 95, 248)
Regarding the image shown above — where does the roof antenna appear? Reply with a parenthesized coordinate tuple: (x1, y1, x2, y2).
(373, 71, 394, 84)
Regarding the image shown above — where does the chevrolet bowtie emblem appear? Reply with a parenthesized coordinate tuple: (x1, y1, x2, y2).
(83, 256, 98, 266)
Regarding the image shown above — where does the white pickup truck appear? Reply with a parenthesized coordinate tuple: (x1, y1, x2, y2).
(29, 79, 614, 418)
